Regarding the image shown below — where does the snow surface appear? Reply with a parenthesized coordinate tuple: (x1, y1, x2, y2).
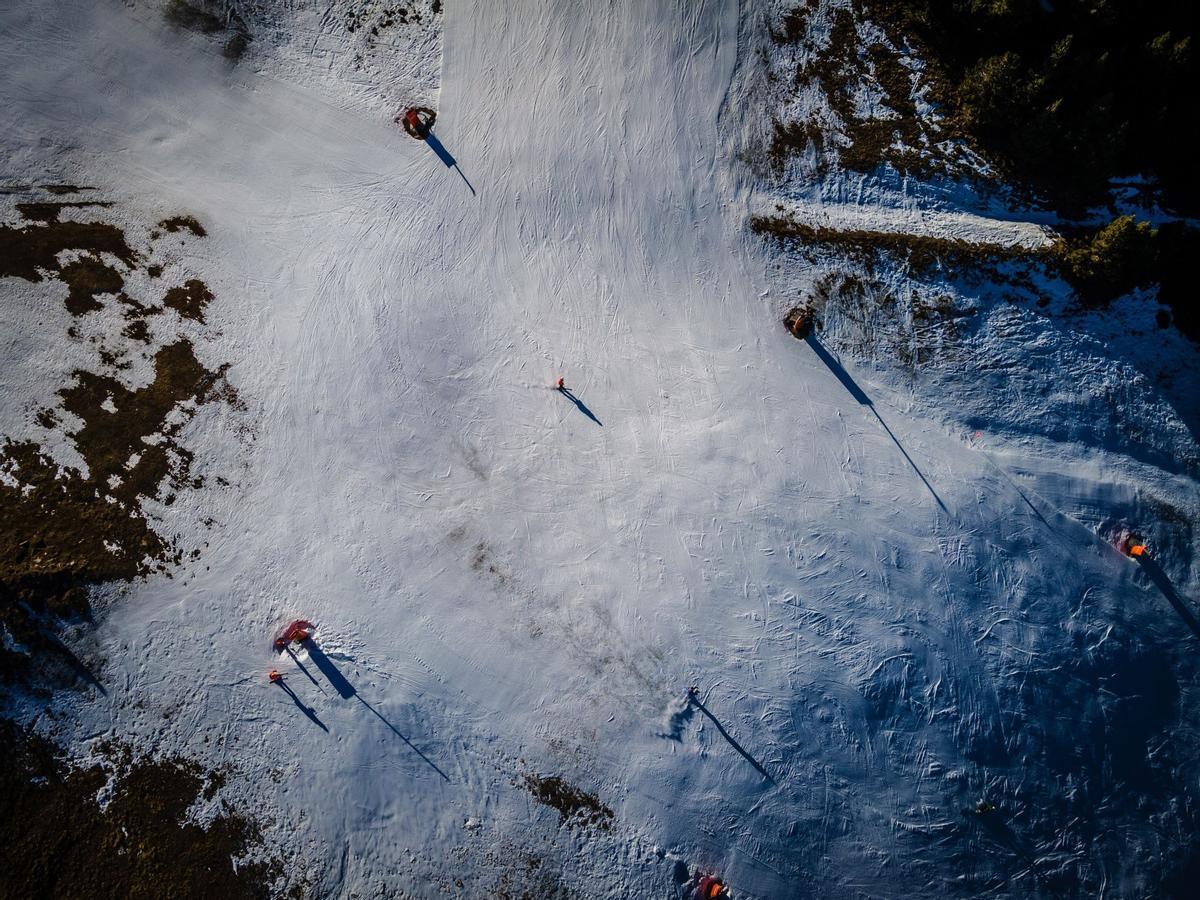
(3, 0, 1199, 897)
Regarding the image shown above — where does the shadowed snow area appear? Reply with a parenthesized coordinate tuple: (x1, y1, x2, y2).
(2, 0, 1199, 897)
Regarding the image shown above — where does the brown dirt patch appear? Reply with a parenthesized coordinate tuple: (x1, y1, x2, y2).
(123, 318, 152, 343)
(163, 278, 214, 322)
(0, 722, 280, 900)
(158, 215, 207, 237)
(0, 341, 236, 676)
(42, 185, 94, 195)
(0, 219, 136, 282)
(164, 0, 223, 34)
(0, 196, 236, 684)
(752, 211, 1199, 339)
(59, 255, 124, 315)
(17, 201, 113, 223)
(767, 3, 957, 177)
(750, 214, 1031, 278)
(523, 774, 613, 829)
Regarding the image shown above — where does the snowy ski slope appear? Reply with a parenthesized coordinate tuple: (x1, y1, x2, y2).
(3, 0, 1198, 897)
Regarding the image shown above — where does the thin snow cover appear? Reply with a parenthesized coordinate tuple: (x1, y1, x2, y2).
(227, 0, 443, 117)
(2, 1, 1199, 898)
(757, 196, 1054, 249)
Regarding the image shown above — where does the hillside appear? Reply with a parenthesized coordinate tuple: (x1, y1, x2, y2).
(2, 1, 1198, 897)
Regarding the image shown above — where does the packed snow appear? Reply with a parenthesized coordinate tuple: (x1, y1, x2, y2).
(2, 0, 1198, 897)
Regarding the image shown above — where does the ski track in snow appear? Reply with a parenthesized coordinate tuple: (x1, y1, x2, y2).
(2, 0, 1198, 898)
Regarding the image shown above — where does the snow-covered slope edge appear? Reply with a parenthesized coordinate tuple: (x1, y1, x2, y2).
(729, 2, 1200, 894)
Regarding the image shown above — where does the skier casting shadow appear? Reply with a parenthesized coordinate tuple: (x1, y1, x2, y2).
(686, 688, 774, 785)
(555, 379, 603, 426)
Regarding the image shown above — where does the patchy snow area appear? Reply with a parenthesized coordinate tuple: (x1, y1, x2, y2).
(2, 0, 1199, 897)
(229, 0, 443, 116)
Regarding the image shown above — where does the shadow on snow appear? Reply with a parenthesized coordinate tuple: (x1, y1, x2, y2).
(302, 639, 452, 782)
(274, 678, 329, 732)
(689, 693, 775, 785)
(424, 129, 476, 197)
(1136, 555, 1200, 643)
(805, 334, 947, 513)
(557, 387, 603, 426)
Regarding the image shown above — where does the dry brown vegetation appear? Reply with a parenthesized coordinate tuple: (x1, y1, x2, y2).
(768, 3, 963, 177)
(523, 773, 614, 829)
(752, 211, 1196, 338)
(0, 722, 281, 900)
(0, 195, 237, 684)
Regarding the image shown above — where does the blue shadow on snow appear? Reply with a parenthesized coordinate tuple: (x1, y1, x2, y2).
(424, 130, 476, 196)
(805, 334, 947, 513)
(1137, 555, 1200, 642)
(557, 387, 603, 426)
(302, 638, 452, 781)
(274, 678, 329, 732)
(688, 692, 775, 785)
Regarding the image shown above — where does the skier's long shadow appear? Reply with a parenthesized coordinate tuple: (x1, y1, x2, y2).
(274, 679, 329, 732)
(302, 640, 451, 781)
(357, 696, 451, 782)
(689, 694, 775, 785)
(557, 387, 603, 426)
(805, 335, 947, 513)
(424, 130, 476, 196)
(1136, 556, 1200, 642)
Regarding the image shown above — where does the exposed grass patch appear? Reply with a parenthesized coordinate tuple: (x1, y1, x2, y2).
(771, 6, 810, 45)
(163, 278, 214, 322)
(16, 201, 112, 223)
(164, 0, 223, 34)
(0, 723, 279, 900)
(797, 270, 973, 371)
(1, 197, 237, 683)
(158, 215, 207, 237)
(223, 31, 250, 60)
(751, 214, 1028, 276)
(164, 2, 251, 63)
(41, 184, 94, 196)
(58, 256, 124, 315)
(770, 4, 950, 177)
(0, 219, 136, 282)
(523, 774, 613, 829)
(1, 341, 236, 677)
